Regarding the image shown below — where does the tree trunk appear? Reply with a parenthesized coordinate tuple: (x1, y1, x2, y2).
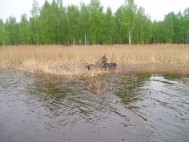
(85, 34, 87, 45)
(36, 31, 38, 46)
(73, 36, 75, 45)
(129, 31, 132, 45)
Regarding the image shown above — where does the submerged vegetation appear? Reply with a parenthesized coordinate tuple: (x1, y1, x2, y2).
(0, 44, 189, 76)
(0, 0, 189, 46)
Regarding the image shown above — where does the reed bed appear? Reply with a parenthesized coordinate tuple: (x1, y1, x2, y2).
(0, 44, 189, 76)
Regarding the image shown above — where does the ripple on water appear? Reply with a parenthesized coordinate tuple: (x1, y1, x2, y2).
(0, 70, 189, 142)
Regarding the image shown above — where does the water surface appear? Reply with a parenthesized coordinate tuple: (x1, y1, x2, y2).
(0, 70, 189, 142)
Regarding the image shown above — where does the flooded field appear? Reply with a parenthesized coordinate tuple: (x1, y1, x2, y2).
(0, 70, 189, 142)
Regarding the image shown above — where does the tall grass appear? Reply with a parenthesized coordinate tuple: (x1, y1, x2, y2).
(0, 44, 189, 76)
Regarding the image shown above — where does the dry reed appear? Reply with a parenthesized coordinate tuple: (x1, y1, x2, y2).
(0, 44, 189, 76)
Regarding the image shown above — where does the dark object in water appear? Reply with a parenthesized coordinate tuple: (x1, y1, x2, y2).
(101, 63, 117, 70)
(86, 64, 96, 70)
(86, 54, 117, 71)
(96, 53, 108, 67)
(86, 63, 117, 71)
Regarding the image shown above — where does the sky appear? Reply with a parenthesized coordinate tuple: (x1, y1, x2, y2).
(0, 0, 188, 22)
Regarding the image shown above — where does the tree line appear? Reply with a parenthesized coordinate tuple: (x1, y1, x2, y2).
(0, 0, 189, 46)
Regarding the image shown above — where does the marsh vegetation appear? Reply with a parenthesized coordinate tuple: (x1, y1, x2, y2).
(0, 44, 189, 76)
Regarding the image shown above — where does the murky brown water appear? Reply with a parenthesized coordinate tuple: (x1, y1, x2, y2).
(0, 70, 189, 142)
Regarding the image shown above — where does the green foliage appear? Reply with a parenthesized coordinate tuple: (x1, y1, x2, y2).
(66, 5, 80, 45)
(152, 8, 189, 44)
(1, 0, 189, 45)
(30, 0, 40, 45)
(0, 19, 5, 46)
(20, 14, 31, 45)
(88, 0, 104, 44)
(5, 17, 20, 45)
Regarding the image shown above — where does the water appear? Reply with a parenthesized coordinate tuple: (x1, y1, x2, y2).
(0, 70, 189, 142)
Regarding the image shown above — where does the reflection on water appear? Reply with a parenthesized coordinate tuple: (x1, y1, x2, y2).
(115, 74, 151, 110)
(0, 70, 189, 142)
(115, 73, 189, 142)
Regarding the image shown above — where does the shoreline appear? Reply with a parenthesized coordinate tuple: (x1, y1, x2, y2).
(1, 44, 189, 76)
(1, 63, 189, 77)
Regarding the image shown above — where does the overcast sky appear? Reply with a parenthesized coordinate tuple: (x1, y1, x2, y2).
(0, 0, 188, 22)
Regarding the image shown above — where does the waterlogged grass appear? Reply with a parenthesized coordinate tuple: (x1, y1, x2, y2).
(0, 44, 189, 76)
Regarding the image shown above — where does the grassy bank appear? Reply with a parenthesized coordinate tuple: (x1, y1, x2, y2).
(0, 44, 189, 76)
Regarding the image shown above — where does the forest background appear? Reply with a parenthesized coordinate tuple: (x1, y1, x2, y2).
(0, 0, 189, 46)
